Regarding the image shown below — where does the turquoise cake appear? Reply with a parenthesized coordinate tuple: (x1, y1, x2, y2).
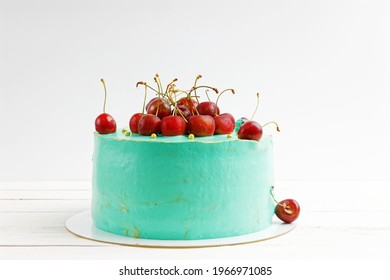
(92, 132, 275, 240)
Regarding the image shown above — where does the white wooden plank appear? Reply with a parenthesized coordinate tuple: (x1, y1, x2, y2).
(0, 190, 91, 200)
(0, 212, 78, 227)
(0, 226, 109, 246)
(1, 232, 389, 260)
(0, 181, 91, 190)
(0, 200, 90, 213)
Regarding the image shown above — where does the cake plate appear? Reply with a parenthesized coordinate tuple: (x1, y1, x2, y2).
(66, 210, 296, 248)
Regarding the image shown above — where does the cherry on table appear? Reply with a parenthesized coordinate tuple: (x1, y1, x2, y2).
(275, 199, 300, 223)
(95, 79, 116, 134)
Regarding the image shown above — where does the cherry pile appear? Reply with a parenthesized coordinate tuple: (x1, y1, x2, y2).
(95, 75, 280, 141)
(128, 74, 237, 137)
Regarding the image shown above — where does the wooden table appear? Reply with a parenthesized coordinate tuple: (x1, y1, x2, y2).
(1, 181, 389, 260)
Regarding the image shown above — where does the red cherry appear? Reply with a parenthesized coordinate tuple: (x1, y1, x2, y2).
(146, 97, 171, 119)
(137, 114, 161, 136)
(95, 113, 117, 134)
(145, 97, 158, 110)
(275, 199, 300, 223)
(173, 105, 192, 120)
(237, 120, 263, 141)
(161, 116, 186, 136)
(223, 113, 235, 125)
(214, 113, 235, 134)
(177, 97, 198, 115)
(95, 79, 116, 134)
(187, 115, 215, 137)
(196, 101, 219, 117)
(129, 113, 144, 133)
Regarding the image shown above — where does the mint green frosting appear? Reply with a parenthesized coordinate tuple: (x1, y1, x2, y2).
(92, 132, 275, 240)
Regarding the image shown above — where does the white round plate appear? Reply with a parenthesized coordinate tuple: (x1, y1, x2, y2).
(66, 210, 296, 248)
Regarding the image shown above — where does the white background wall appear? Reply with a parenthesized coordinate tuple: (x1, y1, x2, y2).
(0, 0, 389, 182)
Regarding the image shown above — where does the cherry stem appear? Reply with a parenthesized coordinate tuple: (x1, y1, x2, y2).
(192, 75, 202, 103)
(100, 79, 107, 113)
(141, 85, 147, 114)
(189, 85, 218, 106)
(189, 85, 218, 94)
(155, 74, 163, 94)
(177, 108, 188, 122)
(262, 121, 280, 132)
(165, 78, 178, 93)
(215, 88, 235, 108)
(136, 81, 159, 94)
(205, 90, 211, 102)
(270, 186, 292, 213)
(154, 77, 162, 94)
(250, 93, 260, 121)
(173, 93, 188, 123)
(155, 98, 161, 116)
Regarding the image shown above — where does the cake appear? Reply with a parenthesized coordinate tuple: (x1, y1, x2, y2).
(92, 132, 275, 240)
(91, 75, 299, 241)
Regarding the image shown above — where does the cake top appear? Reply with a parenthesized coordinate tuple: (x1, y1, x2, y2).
(94, 74, 280, 143)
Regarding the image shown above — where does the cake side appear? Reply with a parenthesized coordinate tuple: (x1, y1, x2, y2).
(92, 133, 275, 240)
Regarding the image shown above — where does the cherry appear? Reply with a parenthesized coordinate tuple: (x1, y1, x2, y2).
(237, 93, 280, 141)
(95, 79, 117, 134)
(177, 97, 198, 115)
(237, 121, 263, 141)
(161, 116, 186, 136)
(137, 114, 161, 136)
(146, 97, 172, 119)
(95, 113, 117, 134)
(174, 105, 192, 120)
(145, 97, 158, 110)
(129, 113, 144, 133)
(196, 101, 219, 117)
(275, 199, 300, 223)
(187, 115, 215, 137)
(214, 113, 235, 134)
(223, 113, 235, 125)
